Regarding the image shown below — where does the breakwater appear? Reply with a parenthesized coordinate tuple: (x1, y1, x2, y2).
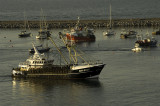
(0, 18, 160, 28)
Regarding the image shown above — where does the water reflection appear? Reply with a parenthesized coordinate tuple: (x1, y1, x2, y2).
(76, 41, 96, 47)
(12, 78, 102, 89)
(12, 78, 103, 105)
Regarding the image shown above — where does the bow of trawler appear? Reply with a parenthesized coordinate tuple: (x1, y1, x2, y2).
(69, 63, 105, 79)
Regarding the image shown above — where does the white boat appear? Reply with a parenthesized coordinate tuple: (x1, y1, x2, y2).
(36, 30, 51, 39)
(103, 29, 115, 36)
(103, 3, 115, 36)
(132, 43, 142, 52)
(12, 43, 54, 76)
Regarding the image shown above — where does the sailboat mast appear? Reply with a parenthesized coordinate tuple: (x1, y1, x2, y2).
(75, 16, 80, 29)
(109, 3, 112, 29)
(24, 12, 26, 31)
(40, 9, 43, 31)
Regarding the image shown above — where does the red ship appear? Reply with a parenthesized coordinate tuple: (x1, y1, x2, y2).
(59, 17, 96, 43)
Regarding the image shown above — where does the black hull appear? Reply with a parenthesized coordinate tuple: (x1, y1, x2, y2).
(120, 34, 136, 39)
(135, 41, 157, 47)
(156, 31, 160, 35)
(12, 64, 105, 79)
(19, 33, 31, 37)
(29, 48, 50, 54)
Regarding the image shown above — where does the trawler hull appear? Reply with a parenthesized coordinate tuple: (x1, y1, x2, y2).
(12, 64, 105, 79)
(66, 35, 96, 42)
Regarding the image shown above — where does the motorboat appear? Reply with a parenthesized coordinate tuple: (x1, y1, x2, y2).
(132, 43, 142, 52)
(120, 29, 137, 38)
(135, 34, 157, 47)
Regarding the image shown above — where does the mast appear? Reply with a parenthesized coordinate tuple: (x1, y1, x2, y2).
(75, 16, 80, 29)
(32, 43, 42, 60)
(109, 2, 112, 29)
(40, 8, 44, 32)
(48, 37, 69, 65)
(59, 34, 90, 65)
(24, 12, 26, 31)
(40, 8, 48, 31)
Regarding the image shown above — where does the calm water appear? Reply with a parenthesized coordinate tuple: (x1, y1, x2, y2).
(0, 27, 160, 105)
(0, 0, 160, 20)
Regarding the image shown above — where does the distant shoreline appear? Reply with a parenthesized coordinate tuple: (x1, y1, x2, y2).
(0, 18, 160, 28)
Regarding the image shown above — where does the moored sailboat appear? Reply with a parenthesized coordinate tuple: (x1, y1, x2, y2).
(36, 10, 51, 39)
(18, 12, 31, 37)
(103, 2, 115, 36)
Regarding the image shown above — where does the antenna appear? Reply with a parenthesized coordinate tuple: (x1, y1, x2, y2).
(109, 0, 112, 29)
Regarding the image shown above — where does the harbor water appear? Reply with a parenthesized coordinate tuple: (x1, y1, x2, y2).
(1, 0, 160, 105)
(0, 27, 160, 105)
(0, 0, 160, 20)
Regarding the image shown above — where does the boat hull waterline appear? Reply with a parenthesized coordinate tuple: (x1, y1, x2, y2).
(19, 33, 31, 37)
(12, 64, 105, 79)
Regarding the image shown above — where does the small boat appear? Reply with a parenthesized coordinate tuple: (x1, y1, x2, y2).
(59, 17, 95, 42)
(103, 3, 115, 36)
(135, 33, 157, 47)
(132, 43, 142, 52)
(29, 44, 50, 54)
(120, 29, 137, 38)
(36, 30, 51, 39)
(103, 29, 115, 36)
(12, 37, 105, 79)
(19, 31, 31, 37)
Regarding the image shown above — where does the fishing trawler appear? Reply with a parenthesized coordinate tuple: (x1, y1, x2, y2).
(59, 17, 95, 42)
(12, 37, 105, 79)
